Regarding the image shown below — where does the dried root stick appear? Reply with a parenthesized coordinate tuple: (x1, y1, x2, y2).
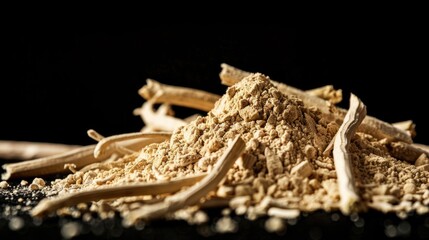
(333, 93, 366, 215)
(31, 173, 207, 217)
(220, 63, 411, 143)
(0, 140, 80, 161)
(124, 135, 245, 225)
(2, 145, 99, 180)
(139, 79, 221, 112)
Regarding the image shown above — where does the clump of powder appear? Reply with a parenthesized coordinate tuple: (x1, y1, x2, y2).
(43, 73, 429, 222)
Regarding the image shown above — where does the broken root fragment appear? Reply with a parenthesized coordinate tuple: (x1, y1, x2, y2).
(333, 93, 366, 215)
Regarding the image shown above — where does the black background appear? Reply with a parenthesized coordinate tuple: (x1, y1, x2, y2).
(2, 26, 428, 145)
(1, 26, 429, 240)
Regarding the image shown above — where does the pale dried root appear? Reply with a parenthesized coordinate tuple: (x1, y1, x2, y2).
(123, 135, 245, 225)
(31, 173, 207, 217)
(220, 63, 411, 143)
(2, 145, 100, 180)
(139, 79, 221, 112)
(0, 140, 80, 161)
(94, 131, 171, 158)
(333, 93, 366, 215)
(87, 129, 134, 156)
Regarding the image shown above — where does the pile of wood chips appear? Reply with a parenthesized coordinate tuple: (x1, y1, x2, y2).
(1, 64, 429, 230)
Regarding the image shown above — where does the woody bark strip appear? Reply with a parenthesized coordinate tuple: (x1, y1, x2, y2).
(333, 93, 366, 215)
(124, 135, 245, 224)
(219, 63, 411, 143)
(31, 173, 207, 217)
(139, 79, 221, 112)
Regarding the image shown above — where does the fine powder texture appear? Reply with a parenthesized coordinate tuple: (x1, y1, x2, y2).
(44, 73, 429, 221)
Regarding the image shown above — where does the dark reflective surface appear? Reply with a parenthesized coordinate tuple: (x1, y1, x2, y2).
(2, 194, 429, 240)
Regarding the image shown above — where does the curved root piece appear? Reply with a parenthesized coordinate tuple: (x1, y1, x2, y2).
(220, 63, 411, 143)
(94, 131, 171, 158)
(87, 129, 134, 156)
(2, 145, 99, 180)
(139, 79, 221, 112)
(31, 173, 207, 218)
(123, 135, 245, 225)
(333, 93, 366, 215)
(134, 101, 187, 132)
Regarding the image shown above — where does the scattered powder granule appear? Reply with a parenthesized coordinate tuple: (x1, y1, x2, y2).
(15, 72, 429, 227)
(0, 180, 9, 189)
(264, 217, 286, 233)
(32, 178, 45, 188)
(8, 216, 25, 231)
(215, 216, 238, 233)
(28, 183, 39, 191)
